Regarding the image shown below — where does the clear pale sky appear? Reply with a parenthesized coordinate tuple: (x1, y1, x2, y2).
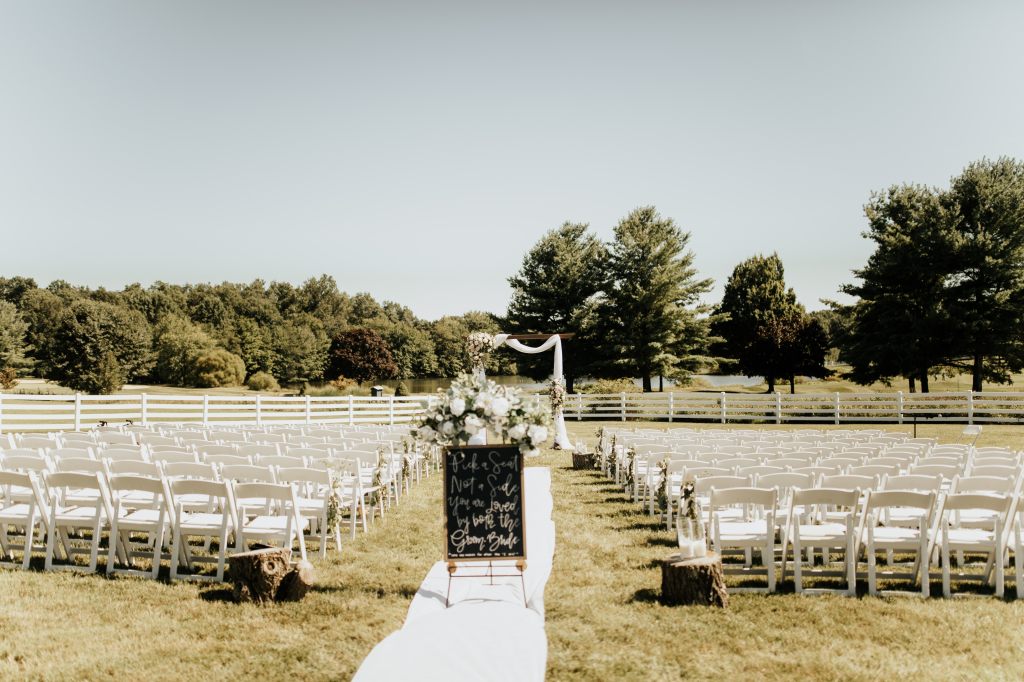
(2, 1, 1022, 320)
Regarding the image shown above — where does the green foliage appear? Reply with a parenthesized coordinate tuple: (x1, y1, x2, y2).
(192, 348, 246, 388)
(328, 328, 399, 384)
(152, 315, 217, 386)
(576, 378, 643, 394)
(0, 366, 17, 390)
(601, 206, 714, 391)
(429, 312, 515, 377)
(48, 299, 153, 394)
(506, 222, 607, 392)
(0, 300, 32, 373)
(713, 253, 829, 392)
(841, 185, 953, 392)
(944, 157, 1024, 391)
(246, 371, 280, 391)
(271, 315, 330, 385)
(394, 381, 410, 397)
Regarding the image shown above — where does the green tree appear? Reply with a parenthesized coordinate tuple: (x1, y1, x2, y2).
(48, 299, 153, 393)
(713, 253, 806, 393)
(328, 328, 399, 384)
(271, 315, 330, 385)
(0, 301, 32, 374)
(944, 157, 1024, 391)
(506, 222, 607, 393)
(603, 206, 713, 392)
(841, 185, 954, 392)
(152, 315, 217, 386)
(193, 348, 247, 388)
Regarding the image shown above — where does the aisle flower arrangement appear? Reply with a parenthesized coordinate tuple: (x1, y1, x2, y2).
(466, 332, 494, 373)
(412, 372, 551, 456)
(548, 376, 566, 418)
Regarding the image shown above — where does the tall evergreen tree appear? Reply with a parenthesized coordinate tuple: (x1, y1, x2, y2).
(712, 253, 811, 393)
(944, 157, 1024, 391)
(841, 185, 954, 392)
(603, 207, 713, 392)
(506, 222, 607, 393)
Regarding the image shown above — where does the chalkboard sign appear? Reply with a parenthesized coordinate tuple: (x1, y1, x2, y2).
(443, 445, 526, 563)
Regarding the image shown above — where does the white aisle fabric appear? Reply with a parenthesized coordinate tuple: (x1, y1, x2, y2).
(355, 467, 554, 681)
(492, 333, 573, 450)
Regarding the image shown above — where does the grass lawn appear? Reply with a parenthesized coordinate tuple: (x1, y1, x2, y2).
(1, 422, 1022, 679)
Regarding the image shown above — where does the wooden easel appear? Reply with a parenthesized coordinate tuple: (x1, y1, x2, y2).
(445, 559, 528, 608)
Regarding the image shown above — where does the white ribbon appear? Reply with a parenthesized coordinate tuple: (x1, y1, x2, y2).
(491, 333, 572, 450)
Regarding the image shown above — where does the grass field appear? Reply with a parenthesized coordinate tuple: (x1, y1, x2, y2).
(1, 422, 1023, 679)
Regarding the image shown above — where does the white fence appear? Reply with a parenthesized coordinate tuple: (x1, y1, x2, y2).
(0, 393, 429, 434)
(1, 390, 1022, 434)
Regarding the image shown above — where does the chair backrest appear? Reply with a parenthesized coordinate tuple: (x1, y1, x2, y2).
(138, 434, 178, 447)
(162, 462, 219, 480)
(908, 463, 960, 481)
(709, 486, 777, 509)
(209, 431, 248, 444)
(96, 433, 136, 446)
(0, 454, 52, 473)
(236, 444, 280, 460)
(18, 436, 57, 449)
(198, 445, 239, 458)
(2, 447, 44, 459)
(204, 454, 253, 467)
(54, 457, 108, 475)
(108, 474, 169, 498)
(738, 465, 786, 480)
(108, 460, 161, 476)
(100, 447, 148, 463)
(757, 472, 815, 491)
(968, 464, 1018, 479)
(716, 457, 760, 469)
(791, 486, 862, 509)
(951, 475, 1018, 494)
(820, 473, 876, 491)
(864, 489, 935, 513)
(220, 464, 276, 483)
(232, 481, 299, 511)
(259, 455, 306, 469)
(883, 473, 941, 491)
(275, 466, 330, 487)
(0, 469, 47, 507)
(849, 464, 900, 479)
(150, 450, 198, 465)
(59, 432, 97, 446)
(47, 447, 96, 462)
(45, 471, 110, 508)
(695, 475, 751, 495)
(941, 491, 1013, 514)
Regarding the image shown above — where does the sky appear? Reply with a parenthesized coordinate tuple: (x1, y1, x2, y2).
(2, 1, 1023, 320)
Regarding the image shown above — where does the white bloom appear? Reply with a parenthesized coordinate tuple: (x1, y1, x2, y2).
(527, 425, 549, 444)
(450, 398, 466, 417)
(519, 444, 540, 458)
(508, 423, 527, 441)
(490, 396, 510, 417)
(417, 425, 435, 441)
(464, 414, 483, 435)
(440, 421, 455, 437)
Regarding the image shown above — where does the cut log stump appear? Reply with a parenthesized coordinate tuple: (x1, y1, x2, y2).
(228, 547, 316, 604)
(661, 551, 728, 607)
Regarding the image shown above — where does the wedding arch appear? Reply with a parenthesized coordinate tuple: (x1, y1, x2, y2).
(469, 332, 574, 450)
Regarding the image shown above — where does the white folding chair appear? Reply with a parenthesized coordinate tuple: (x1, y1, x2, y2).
(276, 467, 349, 557)
(782, 487, 861, 596)
(939, 492, 1015, 598)
(0, 471, 49, 569)
(43, 471, 115, 573)
(233, 482, 307, 560)
(106, 475, 172, 579)
(709, 486, 777, 593)
(858, 489, 936, 597)
(168, 478, 238, 582)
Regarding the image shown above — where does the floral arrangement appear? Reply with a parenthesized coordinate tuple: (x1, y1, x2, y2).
(677, 478, 705, 541)
(547, 376, 566, 418)
(466, 332, 495, 373)
(656, 457, 669, 513)
(623, 445, 636, 490)
(412, 372, 551, 457)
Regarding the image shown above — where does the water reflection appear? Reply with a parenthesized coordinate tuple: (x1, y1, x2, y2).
(379, 375, 765, 394)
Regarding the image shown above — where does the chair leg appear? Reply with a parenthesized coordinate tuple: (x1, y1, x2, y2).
(766, 540, 776, 593)
(44, 523, 56, 571)
(106, 516, 120, 575)
(169, 526, 181, 580)
(941, 540, 951, 598)
(151, 523, 165, 579)
(867, 544, 877, 596)
(21, 522, 35, 570)
(793, 534, 802, 593)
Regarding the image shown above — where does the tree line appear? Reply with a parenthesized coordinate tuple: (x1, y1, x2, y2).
(1, 156, 1021, 394)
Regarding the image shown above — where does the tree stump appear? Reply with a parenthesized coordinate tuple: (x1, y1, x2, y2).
(276, 559, 316, 602)
(229, 547, 292, 604)
(661, 551, 729, 607)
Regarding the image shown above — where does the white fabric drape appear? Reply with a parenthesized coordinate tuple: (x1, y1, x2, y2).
(492, 334, 572, 450)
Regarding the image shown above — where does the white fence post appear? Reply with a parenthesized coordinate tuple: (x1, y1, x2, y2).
(576, 393, 583, 421)
(720, 392, 726, 424)
(388, 396, 395, 425)
(0, 393, 4, 435)
(305, 396, 312, 425)
(74, 393, 82, 431)
(897, 391, 904, 425)
(620, 392, 626, 422)
(202, 395, 209, 427)
(774, 392, 782, 424)
(140, 393, 148, 426)
(255, 395, 263, 426)
(833, 393, 840, 425)
(668, 392, 674, 423)
(348, 396, 355, 425)
(967, 391, 974, 424)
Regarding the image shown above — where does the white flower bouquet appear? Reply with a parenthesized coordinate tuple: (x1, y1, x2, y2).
(412, 372, 551, 457)
(466, 332, 495, 373)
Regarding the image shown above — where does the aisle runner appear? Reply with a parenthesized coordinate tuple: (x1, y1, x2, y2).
(354, 467, 554, 681)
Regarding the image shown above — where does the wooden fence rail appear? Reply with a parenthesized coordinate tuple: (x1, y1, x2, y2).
(1, 390, 1022, 434)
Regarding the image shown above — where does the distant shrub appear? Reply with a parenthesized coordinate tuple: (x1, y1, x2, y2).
(394, 381, 410, 397)
(193, 349, 246, 388)
(0, 367, 18, 390)
(577, 378, 643, 394)
(305, 382, 372, 397)
(246, 371, 280, 392)
(331, 375, 359, 392)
